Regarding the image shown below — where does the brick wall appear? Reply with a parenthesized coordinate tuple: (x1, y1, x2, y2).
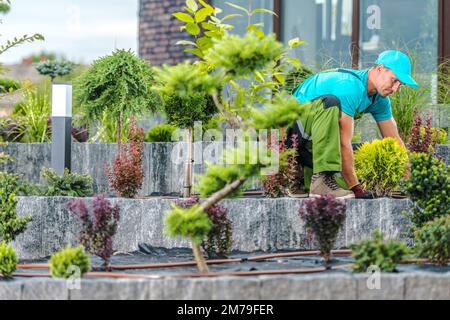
(139, 0, 196, 66)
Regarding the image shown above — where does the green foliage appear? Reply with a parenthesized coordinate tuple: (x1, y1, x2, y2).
(145, 124, 176, 142)
(282, 64, 314, 94)
(0, 241, 17, 278)
(12, 85, 51, 143)
(404, 153, 450, 230)
(165, 204, 212, 245)
(354, 138, 408, 197)
(74, 49, 159, 129)
(0, 34, 44, 56)
(0, 77, 20, 93)
(204, 33, 284, 77)
(88, 111, 131, 143)
(0, 172, 32, 242)
(351, 230, 409, 273)
(414, 216, 450, 265)
(250, 95, 316, 130)
(428, 127, 448, 145)
(50, 245, 90, 279)
(35, 60, 74, 81)
(195, 145, 262, 198)
(155, 62, 219, 128)
(41, 168, 94, 197)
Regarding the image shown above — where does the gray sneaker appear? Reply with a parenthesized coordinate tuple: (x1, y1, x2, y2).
(310, 172, 355, 199)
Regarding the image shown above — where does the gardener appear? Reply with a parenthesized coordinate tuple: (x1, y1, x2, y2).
(287, 50, 418, 199)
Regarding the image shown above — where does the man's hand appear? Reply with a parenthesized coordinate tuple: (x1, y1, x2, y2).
(351, 184, 375, 199)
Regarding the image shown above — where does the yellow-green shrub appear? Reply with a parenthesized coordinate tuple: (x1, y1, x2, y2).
(0, 241, 17, 278)
(354, 138, 408, 197)
(50, 245, 90, 279)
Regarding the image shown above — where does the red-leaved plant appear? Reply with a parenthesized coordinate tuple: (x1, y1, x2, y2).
(105, 120, 144, 198)
(262, 132, 301, 197)
(407, 108, 435, 154)
(299, 195, 346, 263)
(176, 197, 233, 258)
(66, 194, 120, 270)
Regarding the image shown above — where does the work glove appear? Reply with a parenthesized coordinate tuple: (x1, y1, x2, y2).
(350, 184, 375, 199)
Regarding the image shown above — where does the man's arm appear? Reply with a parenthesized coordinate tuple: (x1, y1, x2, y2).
(339, 112, 359, 188)
(376, 118, 406, 148)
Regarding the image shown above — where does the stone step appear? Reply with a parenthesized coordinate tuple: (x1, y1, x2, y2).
(14, 196, 412, 260)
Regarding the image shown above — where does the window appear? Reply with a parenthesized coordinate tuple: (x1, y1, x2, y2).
(281, 0, 353, 70)
(212, 0, 273, 36)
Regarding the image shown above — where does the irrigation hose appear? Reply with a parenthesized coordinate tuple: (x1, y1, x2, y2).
(16, 249, 353, 271)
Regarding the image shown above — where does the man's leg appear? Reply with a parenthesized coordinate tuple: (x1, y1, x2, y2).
(309, 95, 354, 198)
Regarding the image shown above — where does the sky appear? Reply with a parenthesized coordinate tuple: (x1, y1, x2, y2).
(0, 0, 138, 65)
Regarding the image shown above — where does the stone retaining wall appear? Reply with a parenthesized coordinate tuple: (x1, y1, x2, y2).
(14, 197, 412, 259)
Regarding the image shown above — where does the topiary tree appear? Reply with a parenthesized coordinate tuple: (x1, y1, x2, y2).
(163, 0, 308, 273)
(35, 60, 74, 82)
(145, 124, 177, 142)
(74, 49, 159, 151)
(50, 245, 91, 279)
(155, 62, 219, 197)
(354, 138, 408, 197)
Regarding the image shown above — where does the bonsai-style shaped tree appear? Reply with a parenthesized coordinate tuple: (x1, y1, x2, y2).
(164, 0, 311, 273)
(299, 195, 347, 263)
(74, 49, 159, 151)
(35, 60, 74, 82)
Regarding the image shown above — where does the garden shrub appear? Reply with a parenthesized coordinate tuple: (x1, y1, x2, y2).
(299, 195, 346, 263)
(414, 216, 450, 265)
(145, 124, 176, 142)
(66, 195, 120, 270)
(74, 49, 159, 145)
(351, 230, 409, 273)
(105, 121, 144, 198)
(35, 60, 74, 81)
(41, 167, 94, 197)
(0, 241, 17, 278)
(176, 197, 232, 258)
(407, 109, 435, 154)
(404, 152, 450, 230)
(0, 117, 24, 142)
(429, 127, 448, 145)
(0, 172, 32, 242)
(0, 77, 20, 93)
(50, 245, 90, 279)
(354, 138, 408, 197)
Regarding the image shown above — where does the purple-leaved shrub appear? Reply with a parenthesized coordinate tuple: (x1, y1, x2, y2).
(66, 194, 120, 270)
(299, 195, 347, 263)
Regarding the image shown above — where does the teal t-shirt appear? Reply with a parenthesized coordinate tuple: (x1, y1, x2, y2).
(292, 68, 393, 122)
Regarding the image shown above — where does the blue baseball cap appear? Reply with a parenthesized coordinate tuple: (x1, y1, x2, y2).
(375, 50, 419, 88)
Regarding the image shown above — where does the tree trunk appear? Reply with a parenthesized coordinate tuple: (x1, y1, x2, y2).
(183, 127, 193, 198)
(117, 112, 122, 155)
(192, 242, 209, 273)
